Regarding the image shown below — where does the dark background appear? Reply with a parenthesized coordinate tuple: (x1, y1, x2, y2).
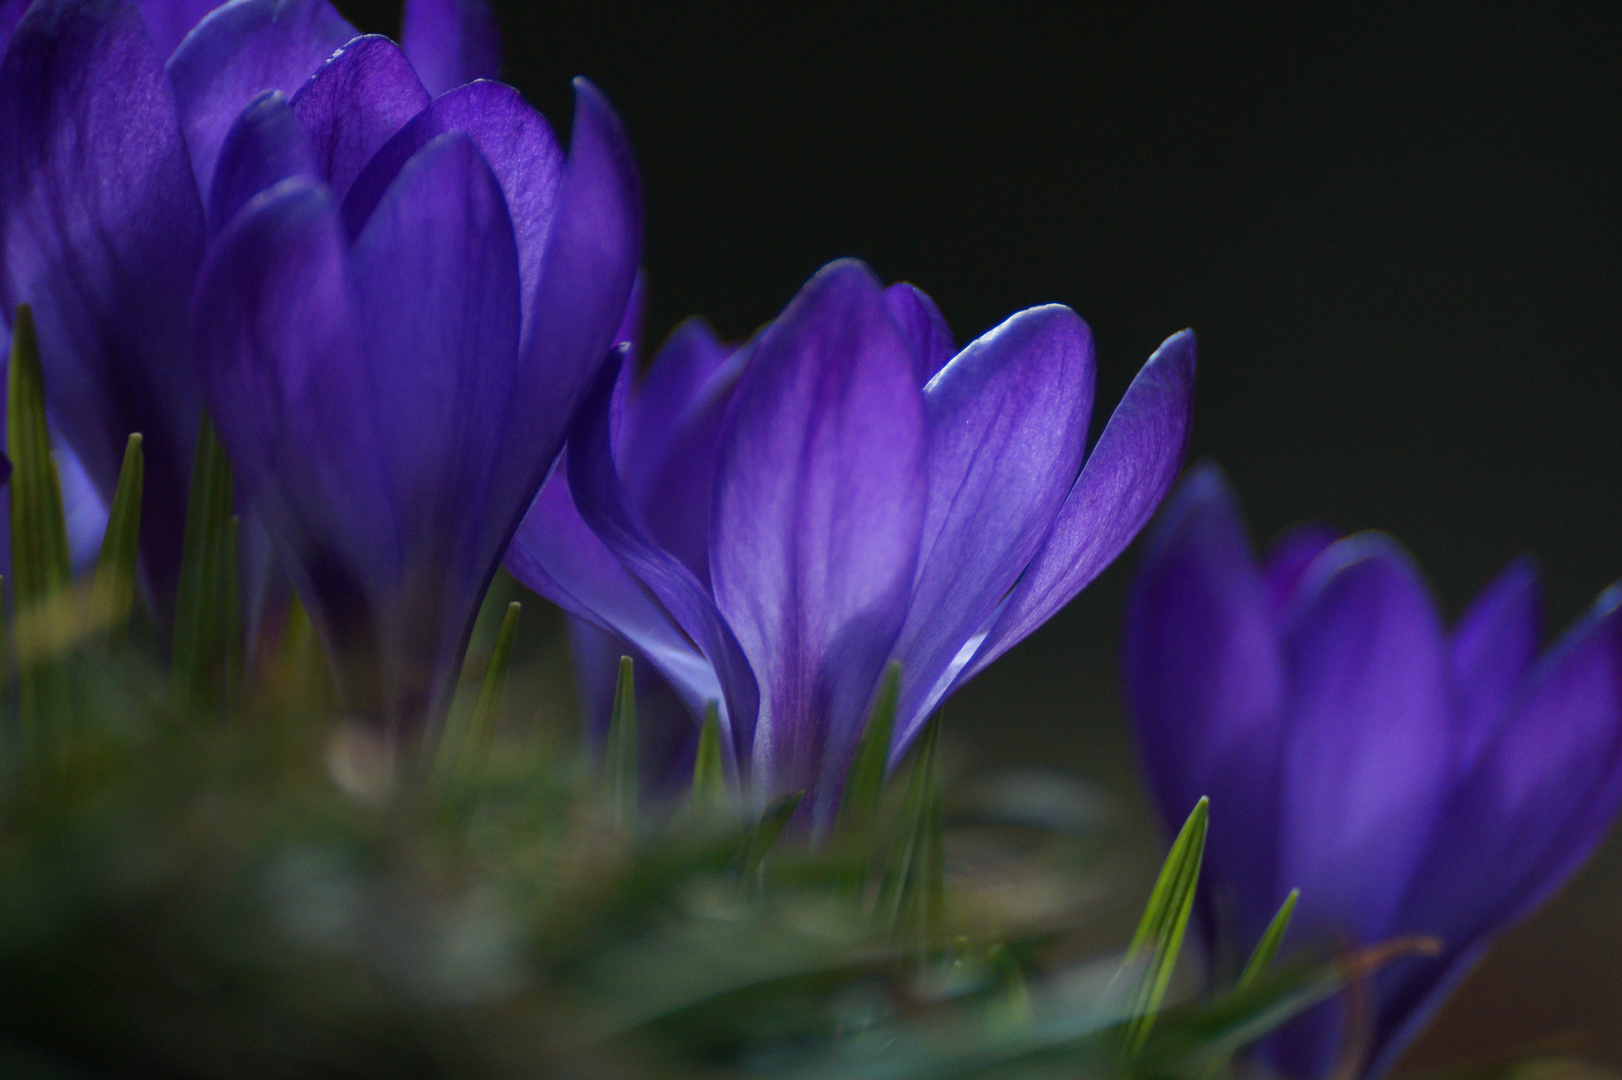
(342, 1, 1622, 1068)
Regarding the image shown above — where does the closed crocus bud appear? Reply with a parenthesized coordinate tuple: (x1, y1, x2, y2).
(1124, 463, 1622, 1079)
(0, 0, 500, 612)
(507, 260, 1197, 826)
(190, 39, 641, 747)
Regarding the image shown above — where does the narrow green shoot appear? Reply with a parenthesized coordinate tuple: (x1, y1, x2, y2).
(875, 714, 946, 943)
(743, 789, 804, 883)
(170, 412, 239, 714)
(1118, 796, 1209, 1059)
(434, 601, 520, 802)
(837, 661, 900, 856)
(8, 305, 75, 762)
(276, 592, 331, 711)
(606, 655, 637, 832)
(1237, 889, 1299, 993)
(689, 701, 728, 817)
(91, 433, 143, 647)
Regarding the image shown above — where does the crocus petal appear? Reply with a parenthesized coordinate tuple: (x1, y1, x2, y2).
(167, 0, 356, 194)
(709, 259, 927, 818)
(1124, 464, 1290, 940)
(290, 34, 429, 201)
(619, 318, 736, 481)
(888, 304, 1094, 752)
(1261, 524, 1340, 622)
(885, 281, 956, 384)
(207, 89, 316, 236)
(340, 79, 562, 324)
(0, 0, 206, 608)
(191, 177, 394, 712)
(1278, 534, 1453, 945)
(1370, 586, 1622, 1079)
(621, 326, 746, 587)
(399, 0, 499, 98)
(134, 0, 220, 58)
(506, 460, 725, 735)
(489, 78, 641, 564)
(345, 131, 521, 730)
(1448, 555, 1540, 771)
(943, 329, 1197, 698)
(0, 0, 29, 56)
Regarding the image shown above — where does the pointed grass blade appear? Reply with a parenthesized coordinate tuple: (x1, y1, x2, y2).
(606, 655, 637, 832)
(875, 713, 946, 943)
(689, 701, 729, 817)
(839, 660, 900, 839)
(91, 434, 143, 646)
(1237, 889, 1299, 992)
(8, 306, 74, 763)
(1119, 796, 1208, 1058)
(170, 412, 240, 714)
(743, 788, 804, 882)
(434, 601, 519, 803)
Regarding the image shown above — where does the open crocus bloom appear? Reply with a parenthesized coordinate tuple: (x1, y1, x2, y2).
(0, 0, 499, 609)
(188, 35, 640, 742)
(508, 259, 1196, 824)
(1125, 463, 1622, 1079)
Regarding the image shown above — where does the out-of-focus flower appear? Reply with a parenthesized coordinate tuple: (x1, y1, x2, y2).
(1124, 463, 1622, 1079)
(508, 259, 1195, 824)
(0, 0, 499, 609)
(190, 34, 641, 741)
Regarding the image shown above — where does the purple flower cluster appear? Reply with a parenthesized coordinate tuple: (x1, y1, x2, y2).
(507, 262, 1195, 822)
(3, 0, 1620, 1064)
(1127, 465, 1622, 1078)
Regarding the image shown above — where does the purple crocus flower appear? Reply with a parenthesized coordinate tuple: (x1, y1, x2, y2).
(1124, 463, 1622, 1079)
(507, 259, 1196, 824)
(188, 37, 641, 741)
(0, 0, 500, 610)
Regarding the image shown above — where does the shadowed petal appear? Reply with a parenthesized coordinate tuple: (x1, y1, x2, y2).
(341, 79, 561, 326)
(885, 281, 955, 384)
(1367, 585, 1622, 1078)
(191, 178, 394, 710)
(486, 78, 641, 573)
(134, 0, 220, 58)
(939, 329, 1197, 701)
(506, 460, 725, 734)
(208, 89, 316, 236)
(0, 0, 29, 56)
(167, 0, 356, 193)
(621, 326, 746, 587)
(1278, 534, 1453, 946)
(709, 260, 927, 818)
(566, 358, 759, 760)
(1449, 555, 1540, 771)
(399, 0, 498, 97)
(290, 34, 429, 200)
(346, 131, 521, 731)
(1124, 464, 1289, 941)
(888, 304, 1094, 752)
(0, 0, 206, 608)
(1261, 524, 1339, 622)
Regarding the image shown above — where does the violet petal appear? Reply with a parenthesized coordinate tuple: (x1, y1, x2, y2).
(708, 259, 926, 818)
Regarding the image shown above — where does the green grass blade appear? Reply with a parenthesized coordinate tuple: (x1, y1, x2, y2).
(875, 714, 946, 943)
(606, 655, 637, 832)
(1119, 796, 1209, 1058)
(434, 601, 519, 803)
(1237, 889, 1299, 992)
(744, 789, 804, 881)
(838, 660, 899, 836)
(690, 701, 728, 816)
(170, 412, 239, 714)
(8, 306, 74, 765)
(91, 433, 143, 647)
